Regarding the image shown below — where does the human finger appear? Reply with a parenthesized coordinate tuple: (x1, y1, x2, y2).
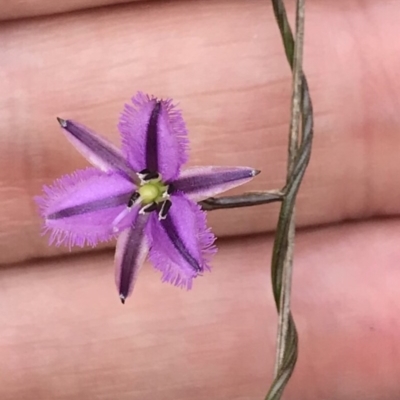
(0, 0, 142, 21)
(1, 0, 400, 263)
(0, 219, 399, 399)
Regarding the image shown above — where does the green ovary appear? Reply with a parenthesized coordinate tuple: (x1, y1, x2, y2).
(138, 181, 167, 204)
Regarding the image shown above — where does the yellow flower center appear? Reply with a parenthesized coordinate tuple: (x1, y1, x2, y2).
(138, 179, 168, 204)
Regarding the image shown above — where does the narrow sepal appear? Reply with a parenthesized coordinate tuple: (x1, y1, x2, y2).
(58, 118, 134, 180)
(115, 213, 149, 302)
(119, 92, 189, 181)
(173, 166, 259, 201)
(36, 168, 136, 247)
(146, 193, 216, 289)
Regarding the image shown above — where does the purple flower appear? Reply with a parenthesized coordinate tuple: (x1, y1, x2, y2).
(37, 92, 259, 303)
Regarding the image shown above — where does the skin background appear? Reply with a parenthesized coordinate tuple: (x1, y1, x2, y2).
(0, 0, 400, 399)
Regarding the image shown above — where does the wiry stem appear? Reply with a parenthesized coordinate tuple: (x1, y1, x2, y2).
(200, 3, 313, 396)
(275, 0, 305, 374)
(200, 190, 283, 211)
(265, 0, 314, 399)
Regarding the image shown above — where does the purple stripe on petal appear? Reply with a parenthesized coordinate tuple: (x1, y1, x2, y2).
(47, 193, 131, 220)
(173, 166, 259, 202)
(58, 119, 133, 180)
(36, 168, 136, 247)
(119, 93, 156, 174)
(161, 214, 202, 272)
(145, 101, 161, 173)
(115, 213, 149, 302)
(146, 193, 216, 289)
(119, 92, 189, 181)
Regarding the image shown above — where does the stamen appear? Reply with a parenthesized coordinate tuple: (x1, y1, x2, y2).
(137, 169, 160, 182)
(139, 202, 158, 214)
(158, 199, 172, 220)
(127, 192, 140, 208)
(143, 171, 160, 181)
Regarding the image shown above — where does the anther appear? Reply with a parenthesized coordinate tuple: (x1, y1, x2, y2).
(144, 171, 159, 181)
(127, 192, 140, 208)
(139, 202, 158, 214)
(158, 199, 172, 220)
(138, 169, 160, 182)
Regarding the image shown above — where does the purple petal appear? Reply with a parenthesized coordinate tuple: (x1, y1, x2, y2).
(173, 166, 259, 201)
(119, 92, 189, 181)
(146, 193, 216, 289)
(36, 168, 136, 247)
(58, 118, 134, 181)
(115, 213, 149, 302)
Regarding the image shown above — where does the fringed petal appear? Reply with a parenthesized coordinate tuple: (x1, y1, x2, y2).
(173, 166, 259, 201)
(146, 193, 216, 289)
(115, 213, 149, 302)
(57, 118, 134, 181)
(118, 92, 189, 180)
(36, 168, 136, 247)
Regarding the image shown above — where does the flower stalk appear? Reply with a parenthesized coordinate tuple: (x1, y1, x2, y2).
(200, 189, 283, 211)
